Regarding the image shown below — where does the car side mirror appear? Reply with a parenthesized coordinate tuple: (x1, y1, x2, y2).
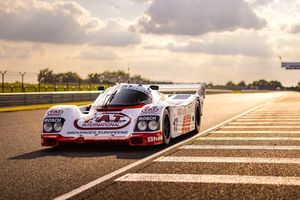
(150, 85, 159, 90)
(98, 86, 105, 91)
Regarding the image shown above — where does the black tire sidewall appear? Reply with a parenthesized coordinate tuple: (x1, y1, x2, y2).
(195, 101, 201, 132)
(162, 109, 171, 145)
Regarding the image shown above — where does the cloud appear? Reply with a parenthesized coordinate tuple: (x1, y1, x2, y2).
(71, 49, 119, 60)
(129, 0, 152, 3)
(0, 41, 44, 59)
(248, 0, 273, 7)
(289, 23, 300, 34)
(134, 0, 266, 35)
(166, 33, 273, 57)
(0, 0, 140, 46)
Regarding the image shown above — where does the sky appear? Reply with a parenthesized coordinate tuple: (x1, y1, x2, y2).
(0, 0, 300, 86)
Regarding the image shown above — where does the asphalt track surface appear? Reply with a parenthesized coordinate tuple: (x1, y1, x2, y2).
(1, 92, 299, 200)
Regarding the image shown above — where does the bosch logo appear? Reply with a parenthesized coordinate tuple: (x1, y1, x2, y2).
(138, 116, 158, 121)
(44, 118, 63, 123)
(47, 110, 63, 116)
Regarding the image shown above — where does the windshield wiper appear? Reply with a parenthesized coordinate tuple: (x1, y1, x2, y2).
(103, 90, 117, 107)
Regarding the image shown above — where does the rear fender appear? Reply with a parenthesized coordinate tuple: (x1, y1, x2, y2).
(197, 83, 206, 99)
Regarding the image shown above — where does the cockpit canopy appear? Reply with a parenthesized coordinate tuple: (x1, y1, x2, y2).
(94, 84, 152, 107)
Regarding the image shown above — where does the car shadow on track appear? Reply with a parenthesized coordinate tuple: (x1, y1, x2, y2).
(9, 131, 199, 161)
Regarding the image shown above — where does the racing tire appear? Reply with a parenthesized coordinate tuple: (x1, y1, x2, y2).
(194, 101, 201, 133)
(162, 109, 171, 145)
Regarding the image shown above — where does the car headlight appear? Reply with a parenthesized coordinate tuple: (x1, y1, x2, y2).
(53, 122, 63, 132)
(137, 121, 147, 131)
(43, 122, 53, 132)
(148, 120, 159, 131)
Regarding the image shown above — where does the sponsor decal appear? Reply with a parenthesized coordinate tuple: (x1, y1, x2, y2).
(47, 109, 64, 116)
(95, 137, 127, 141)
(142, 106, 159, 114)
(67, 130, 97, 135)
(138, 115, 159, 121)
(74, 113, 131, 130)
(147, 136, 163, 143)
(181, 114, 192, 133)
(176, 103, 194, 115)
(67, 130, 128, 135)
(44, 118, 63, 123)
(174, 118, 178, 132)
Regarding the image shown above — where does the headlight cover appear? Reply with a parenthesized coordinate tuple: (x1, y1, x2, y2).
(148, 120, 159, 131)
(43, 122, 53, 132)
(135, 115, 160, 132)
(53, 122, 63, 132)
(137, 121, 147, 131)
(43, 117, 65, 133)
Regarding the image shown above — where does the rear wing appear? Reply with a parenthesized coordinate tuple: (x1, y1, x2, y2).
(145, 83, 206, 98)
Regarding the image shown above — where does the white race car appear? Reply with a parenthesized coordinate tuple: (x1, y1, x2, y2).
(41, 84, 205, 146)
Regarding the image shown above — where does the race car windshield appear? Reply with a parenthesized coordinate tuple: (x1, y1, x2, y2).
(98, 88, 152, 107)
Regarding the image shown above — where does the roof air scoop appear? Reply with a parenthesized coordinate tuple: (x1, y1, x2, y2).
(149, 85, 159, 90)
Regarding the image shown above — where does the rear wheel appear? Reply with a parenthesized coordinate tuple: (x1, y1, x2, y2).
(194, 101, 201, 133)
(162, 109, 171, 145)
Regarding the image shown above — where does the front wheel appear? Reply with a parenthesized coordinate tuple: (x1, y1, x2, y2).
(194, 101, 201, 133)
(162, 109, 171, 145)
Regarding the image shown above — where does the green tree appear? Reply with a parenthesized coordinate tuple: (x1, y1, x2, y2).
(237, 81, 246, 89)
(37, 68, 55, 84)
(268, 80, 283, 90)
(225, 81, 236, 89)
(60, 72, 81, 83)
(87, 73, 101, 84)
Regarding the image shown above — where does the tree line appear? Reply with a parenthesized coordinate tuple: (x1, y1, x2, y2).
(216, 80, 284, 90)
(37, 68, 299, 91)
(37, 68, 172, 85)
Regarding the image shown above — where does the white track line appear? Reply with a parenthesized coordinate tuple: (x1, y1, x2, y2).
(251, 114, 300, 115)
(235, 119, 300, 122)
(241, 116, 300, 120)
(222, 126, 300, 129)
(53, 100, 266, 200)
(249, 111, 300, 115)
(180, 145, 300, 150)
(154, 156, 300, 164)
(230, 122, 299, 125)
(212, 131, 300, 134)
(116, 173, 300, 186)
(197, 137, 300, 141)
(222, 124, 300, 130)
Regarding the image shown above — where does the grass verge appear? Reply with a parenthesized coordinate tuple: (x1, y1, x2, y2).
(0, 102, 92, 112)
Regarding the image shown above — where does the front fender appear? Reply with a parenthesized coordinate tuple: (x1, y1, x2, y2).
(43, 105, 84, 133)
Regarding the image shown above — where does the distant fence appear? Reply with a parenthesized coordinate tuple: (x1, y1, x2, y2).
(0, 91, 101, 107)
(1, 84, 101, 93)
(0, 87, 232, 108)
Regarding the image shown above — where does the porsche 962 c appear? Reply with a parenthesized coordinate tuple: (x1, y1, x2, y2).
(42, 84, 205, 146)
